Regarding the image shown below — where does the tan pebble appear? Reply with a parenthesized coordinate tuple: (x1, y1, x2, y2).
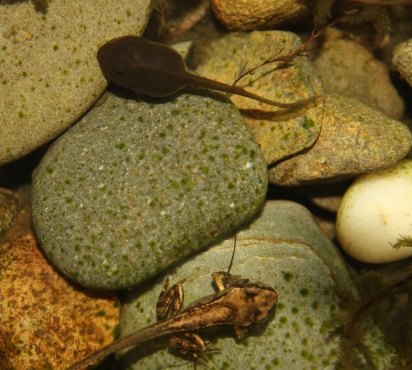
(314, 28, 404, 120)
(211, 0, 314, 30)
(268, 94, 412, 185)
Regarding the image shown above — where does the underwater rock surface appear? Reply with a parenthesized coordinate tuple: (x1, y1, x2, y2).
(314, 28, 404, 120)
(118, 201, 393, 370)
(195, 30, 324, 165)
(0, 232, 119, 370)
(32, 88, 267, 290)
(0, 188, 31, 244)
(0, 0, 151, 165)
(393, 37, 412, 88)
(337, 159, 412, 263)
(268, 94, 412, 185)
(210, 0, 314, 30)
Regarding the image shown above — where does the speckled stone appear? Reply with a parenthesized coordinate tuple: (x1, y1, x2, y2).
(194, 31, 324, 165)
(393, 38, 412, 88)
(268, 94, 412, 185)
(0, 232, 119, 370)
(32, 88, 267, 290)
(116, 201, 393, 370)
(314, 28, 404, 120)
(211, 0, 315, 30)
(0, 0, 151, 165)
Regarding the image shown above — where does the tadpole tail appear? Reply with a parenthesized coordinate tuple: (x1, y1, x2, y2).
(182, 72, 321, 109)
(66, 319, 171, 370)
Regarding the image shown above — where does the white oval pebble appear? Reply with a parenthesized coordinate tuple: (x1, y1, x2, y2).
(336, 160, 412, 263)
(337, 159, 412, 263)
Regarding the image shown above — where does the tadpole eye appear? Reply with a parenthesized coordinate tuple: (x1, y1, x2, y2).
(115, 68, 125, 76)
(123, 40, 134, 49)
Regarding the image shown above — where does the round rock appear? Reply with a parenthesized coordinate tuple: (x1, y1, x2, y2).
(32, 88, 267, 290)
(0, 0, 151, 165)
(194, 30, 324, 165)
(314, 28, 404, 120)
(337, 159, 412, 263)
(268, 94, 412, 185)
(210, 0, 314, 30)
(0, 232, 119, 370)
(393, 38, 412, 88)
(117, 200, 393, 370)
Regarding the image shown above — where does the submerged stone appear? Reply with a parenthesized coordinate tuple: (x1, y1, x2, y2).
(117, 201, 393, 370)
(32, 88, 267, 290)
(268, 94, 412, 185)
(194, 30, 324, 165)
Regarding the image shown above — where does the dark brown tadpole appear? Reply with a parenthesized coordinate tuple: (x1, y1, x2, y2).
(97, 35, 319, 109)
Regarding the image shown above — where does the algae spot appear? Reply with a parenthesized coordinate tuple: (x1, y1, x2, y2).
(282, 271, 293, 282)
(199, 165, 209, 174)
(304, 317, 314, 327)
(302, 117, 315, 129)
(300, 349, 314, 361)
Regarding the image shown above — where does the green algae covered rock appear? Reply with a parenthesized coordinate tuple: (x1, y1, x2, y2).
(32, 87, 267, 290)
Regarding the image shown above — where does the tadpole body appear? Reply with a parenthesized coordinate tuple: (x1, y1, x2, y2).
(97, 36, 318, 109)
